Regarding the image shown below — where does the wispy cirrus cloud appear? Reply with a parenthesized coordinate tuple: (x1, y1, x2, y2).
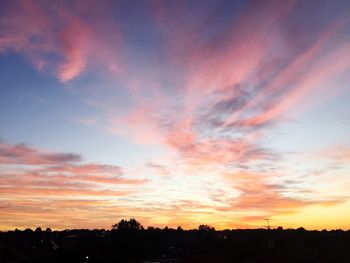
(0, 0, 123, 82)
(105, 0, 350, 171)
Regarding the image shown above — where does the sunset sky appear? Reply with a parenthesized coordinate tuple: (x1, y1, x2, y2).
(1, 0, 350, 231)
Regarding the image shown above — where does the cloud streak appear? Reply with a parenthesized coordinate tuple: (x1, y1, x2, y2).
(0, 143, 81, 165)
(0, 141, 147, 229)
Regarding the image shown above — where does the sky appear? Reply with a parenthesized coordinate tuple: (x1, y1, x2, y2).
(0, 0, 350, 231)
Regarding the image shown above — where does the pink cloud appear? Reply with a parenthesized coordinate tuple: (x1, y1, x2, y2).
(108, 104, 165, 145)
(100, 1, 350, 172)
(177, 19, 347, 166)
(0, 0, 123, 82)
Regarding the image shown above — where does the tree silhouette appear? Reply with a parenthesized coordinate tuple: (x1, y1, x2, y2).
(112, 218, 144, 231)
(35, 227, 42, 233)
(177, 226, 183, 231)
(198, 224, 215, 232)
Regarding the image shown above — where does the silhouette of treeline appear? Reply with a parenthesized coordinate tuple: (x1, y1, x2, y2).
(1, 218, 350, 262)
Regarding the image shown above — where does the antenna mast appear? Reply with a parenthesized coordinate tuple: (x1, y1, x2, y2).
(264, 218, 270, 230)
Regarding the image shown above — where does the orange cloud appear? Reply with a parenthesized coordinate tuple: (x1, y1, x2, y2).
(219, 171, 344, 218)
(0, 141, 147, 229)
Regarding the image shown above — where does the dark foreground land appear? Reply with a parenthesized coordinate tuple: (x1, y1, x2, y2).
(1, 227, 350, 263)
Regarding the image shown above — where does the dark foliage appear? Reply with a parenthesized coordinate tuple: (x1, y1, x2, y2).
(1, 225, 350, 262)
(111, 218, 144, 231)
(198, 224, 216, 232)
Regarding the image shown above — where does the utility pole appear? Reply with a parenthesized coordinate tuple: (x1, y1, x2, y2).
(264, 218, 270, 230)
(264, 218, 274, 250)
